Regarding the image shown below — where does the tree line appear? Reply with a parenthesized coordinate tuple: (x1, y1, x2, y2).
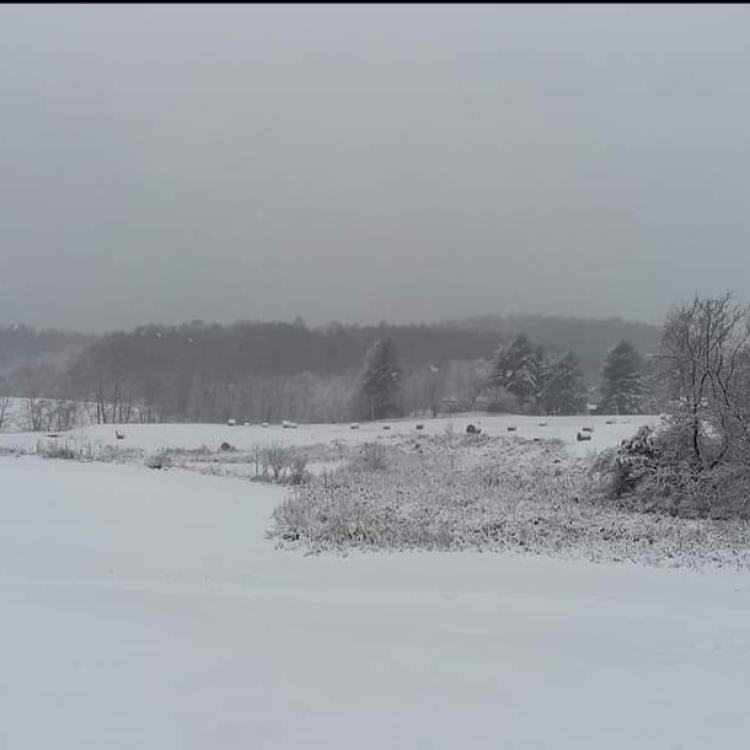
(356, 333, 650, 420)
(0, 318, 653, 428)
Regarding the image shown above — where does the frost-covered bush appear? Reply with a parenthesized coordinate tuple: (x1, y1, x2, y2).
(37, 438, 79, 460)
(608, 293, 750, 519)
(288, 451, 309, 485)
(611, 425, 660, 498)
(261, 443, 290, 481)
(591, 420, 750, 520)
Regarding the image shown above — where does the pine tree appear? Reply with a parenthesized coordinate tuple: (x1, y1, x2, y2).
(599, 341, 644, 414)
(492, 335, 543, 407)
(357, 338, 403, 420)
(538, 351, 587, 415)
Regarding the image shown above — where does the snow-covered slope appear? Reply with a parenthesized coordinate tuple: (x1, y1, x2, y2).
(2, 457, 749, 749)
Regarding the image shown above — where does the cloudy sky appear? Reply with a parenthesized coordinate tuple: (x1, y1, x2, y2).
(2, 4, 750, 332)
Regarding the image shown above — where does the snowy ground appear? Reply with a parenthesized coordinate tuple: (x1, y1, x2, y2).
(0, 412, 657, 457)
(2, 456, 750, 749)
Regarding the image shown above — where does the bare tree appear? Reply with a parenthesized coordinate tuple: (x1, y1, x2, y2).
(657, 292, 750, 469)
(50, 400, 79, 432)
(25, 398, 50, 432)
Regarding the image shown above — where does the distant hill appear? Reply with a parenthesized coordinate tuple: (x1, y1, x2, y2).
(1, 314, 661, 400)
(445, 314, 661, 380)
(0, 313, 666, 425)
(0, 324, 93, 376)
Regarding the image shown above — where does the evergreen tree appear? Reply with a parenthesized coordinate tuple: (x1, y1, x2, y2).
(357, 338, 403, 420)
(538, 351, 587, 415)
(492, 335, 543, 407)
(599, 341, 644, 414)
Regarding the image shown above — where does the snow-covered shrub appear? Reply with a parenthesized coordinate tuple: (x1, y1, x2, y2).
(288, 451, 309, 485)
(591, 420, 750, 519)
(261, 442, 291, 481)
(37, 438, 79, 460)
(590, 425, 662, 499)
(611, 425, 660, 497)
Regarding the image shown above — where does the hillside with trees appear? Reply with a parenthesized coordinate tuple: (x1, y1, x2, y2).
(0, 314, 658, 427)
(446, 314, 660, 379)
(55, 321, 506, 425)
(0, 325, 92, 375)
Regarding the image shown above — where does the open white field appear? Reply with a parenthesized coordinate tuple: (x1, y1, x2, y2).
(0, 412, 657, 458)
(2, 456, 750, 749)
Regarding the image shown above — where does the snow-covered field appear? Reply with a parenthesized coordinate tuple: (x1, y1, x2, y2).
(3, 454, 750, 748)
(0, 412, 657, 457)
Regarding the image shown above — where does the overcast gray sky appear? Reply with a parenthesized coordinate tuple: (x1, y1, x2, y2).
(2, 4, 750, 332)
